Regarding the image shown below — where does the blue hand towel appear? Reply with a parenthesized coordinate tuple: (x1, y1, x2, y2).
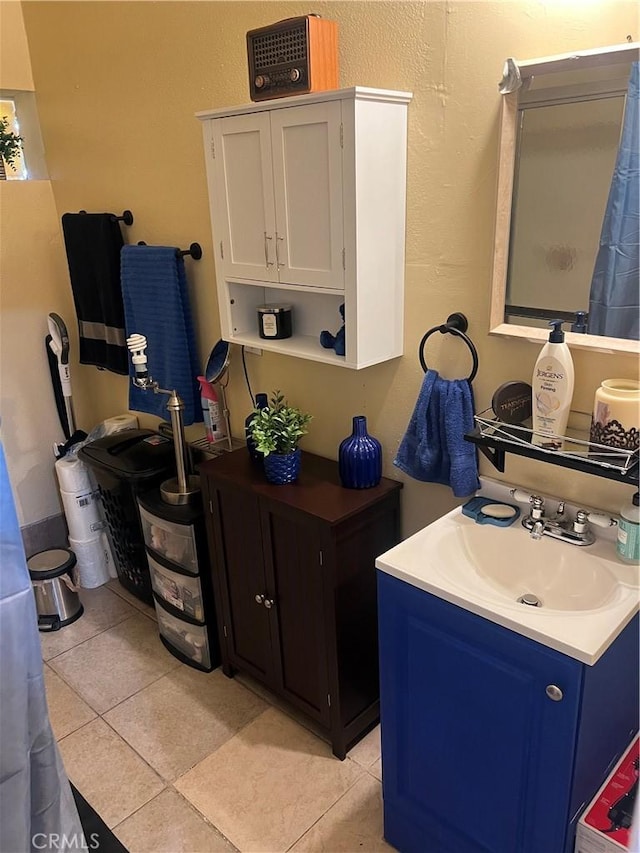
(121, 245, 202, 425)
(394, 369, 480, 497)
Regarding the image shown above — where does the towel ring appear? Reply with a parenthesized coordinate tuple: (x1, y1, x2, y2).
(418, 312, 479, 383)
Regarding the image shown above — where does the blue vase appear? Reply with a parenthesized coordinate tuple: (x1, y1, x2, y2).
(263, 448, 302, 484)
(339, 416, 382, 489)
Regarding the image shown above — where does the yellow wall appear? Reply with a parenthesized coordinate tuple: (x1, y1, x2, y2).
(19, 1, 640, 534)
(0, 0, 33, 89)
(0, 2, 74, 526)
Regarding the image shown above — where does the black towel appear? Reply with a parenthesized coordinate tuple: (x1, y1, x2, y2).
(61, 212, 128, 374)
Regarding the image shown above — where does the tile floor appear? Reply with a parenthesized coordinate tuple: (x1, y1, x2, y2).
(43, 581, 391, 853)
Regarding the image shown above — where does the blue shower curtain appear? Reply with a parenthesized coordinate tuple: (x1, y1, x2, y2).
(0, 440, 84, 851)
(588, 62, 639, 340)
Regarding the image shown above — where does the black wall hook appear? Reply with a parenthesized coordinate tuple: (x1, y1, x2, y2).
(418, 312, 479, 382)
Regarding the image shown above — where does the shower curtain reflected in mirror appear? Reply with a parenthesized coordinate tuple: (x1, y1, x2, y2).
(588, 62, 640, 340)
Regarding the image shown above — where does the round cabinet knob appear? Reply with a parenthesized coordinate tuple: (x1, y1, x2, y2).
(546, 684, 564, 702)
(289, 68, 301, 82)
(255, 593, 265, 605)
(264, 598, 275, 609)
(255, 75, 268, 89)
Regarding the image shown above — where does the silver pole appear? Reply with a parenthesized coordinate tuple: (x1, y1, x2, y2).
(165, 391, 188, 494)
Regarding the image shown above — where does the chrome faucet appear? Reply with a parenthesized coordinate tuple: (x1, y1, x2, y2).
(509, 490, 617, 547)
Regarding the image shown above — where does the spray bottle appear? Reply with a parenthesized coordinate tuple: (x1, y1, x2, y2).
(198, 376, 225, 444)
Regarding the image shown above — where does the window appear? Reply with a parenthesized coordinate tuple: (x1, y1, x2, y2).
(1, 98, 27, 180)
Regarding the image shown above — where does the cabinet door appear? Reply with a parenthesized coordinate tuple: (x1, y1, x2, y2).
(378, 573, 582, 853)
(270, 101, 345, 290)
(261, 505, 330, 725)
(212, 113, 278, 282)
(209, 484, 275, 684)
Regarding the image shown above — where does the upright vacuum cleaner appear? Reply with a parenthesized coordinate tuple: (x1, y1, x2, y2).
(46, 313, 87, 457)
(29, 313, 90, 632)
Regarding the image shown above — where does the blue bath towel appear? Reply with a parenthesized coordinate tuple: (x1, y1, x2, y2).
(121, 245, 202, 424)
(394, 369, 479, 497)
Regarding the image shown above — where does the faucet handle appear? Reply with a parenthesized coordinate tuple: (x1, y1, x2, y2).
(582, 511, 618, 529)
(510, 488, 535, 504)
(572, 509, 617, 535)
(509, 489, 545, 519)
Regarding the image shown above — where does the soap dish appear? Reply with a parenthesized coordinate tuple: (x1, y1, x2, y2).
(461, 497, 520, 527)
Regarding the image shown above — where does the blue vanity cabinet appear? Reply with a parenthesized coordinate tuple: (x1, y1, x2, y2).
(377, 572, 639, 853)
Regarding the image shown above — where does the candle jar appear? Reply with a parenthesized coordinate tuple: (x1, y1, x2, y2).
(590, 379, 640, 450)
(257, 305, 292, 340)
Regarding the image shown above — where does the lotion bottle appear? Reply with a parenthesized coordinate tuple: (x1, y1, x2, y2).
(531, 320, 575, 444)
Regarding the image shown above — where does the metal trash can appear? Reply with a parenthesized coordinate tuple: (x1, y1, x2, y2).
(28, 547, 84, 632)
(78, 429, 175, 604)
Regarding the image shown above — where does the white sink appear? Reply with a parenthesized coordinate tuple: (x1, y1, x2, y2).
(440, 522, 620, 611)
(376, 494, 640, 664)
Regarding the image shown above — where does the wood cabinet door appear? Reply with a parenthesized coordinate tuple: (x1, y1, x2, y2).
(261, 504, 331, 726)
(211, 112, 278, 282)
(209, 483, 275, 685)
(378, 573, 583, 853)
(270, 101, 345, 290)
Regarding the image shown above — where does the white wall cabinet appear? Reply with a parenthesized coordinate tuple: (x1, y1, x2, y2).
(198, 87, 412, 369)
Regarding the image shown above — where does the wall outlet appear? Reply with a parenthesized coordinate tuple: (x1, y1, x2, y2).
(244, 346, 263, 356)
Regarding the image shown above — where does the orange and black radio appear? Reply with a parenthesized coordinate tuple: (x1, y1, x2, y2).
(247, 15, 339, 102)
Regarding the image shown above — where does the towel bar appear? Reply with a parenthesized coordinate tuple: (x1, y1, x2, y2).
(136, 241, 202, 261)
(418, 312, 479, 382)
(178, 243, 203, 260)
(78, 209, 134, 226)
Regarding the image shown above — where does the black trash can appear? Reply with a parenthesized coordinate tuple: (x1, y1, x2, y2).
(79, 429, 175, 604)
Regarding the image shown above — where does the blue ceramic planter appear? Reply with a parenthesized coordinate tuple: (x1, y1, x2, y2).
(339, 416, 382, 489)
(263, 448, 302, 484)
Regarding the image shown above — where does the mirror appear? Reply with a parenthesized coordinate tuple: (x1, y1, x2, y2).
(489, 43, 640, 355)
(204, 339, 233, 451)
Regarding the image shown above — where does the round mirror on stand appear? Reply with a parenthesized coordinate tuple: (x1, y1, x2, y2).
(205, 340, 233, 452)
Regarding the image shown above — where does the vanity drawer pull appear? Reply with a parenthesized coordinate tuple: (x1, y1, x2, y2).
(546, 684, 564, 702)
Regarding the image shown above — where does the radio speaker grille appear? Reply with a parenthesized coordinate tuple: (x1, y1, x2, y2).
(253, 24, 307, 69)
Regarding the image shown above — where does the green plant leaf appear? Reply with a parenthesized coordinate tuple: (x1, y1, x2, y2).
(0, 115, 24, 169)
(247, 390, 312, 456)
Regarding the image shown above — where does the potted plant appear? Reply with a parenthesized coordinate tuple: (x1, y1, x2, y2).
(248, 390, 312, 484)
(0, 116, 24, 180)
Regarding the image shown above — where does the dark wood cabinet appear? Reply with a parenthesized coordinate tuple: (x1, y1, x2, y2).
(200, 450, 402, 759)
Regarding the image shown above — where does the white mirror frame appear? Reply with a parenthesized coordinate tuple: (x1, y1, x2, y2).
(489, 42, 640, 357)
